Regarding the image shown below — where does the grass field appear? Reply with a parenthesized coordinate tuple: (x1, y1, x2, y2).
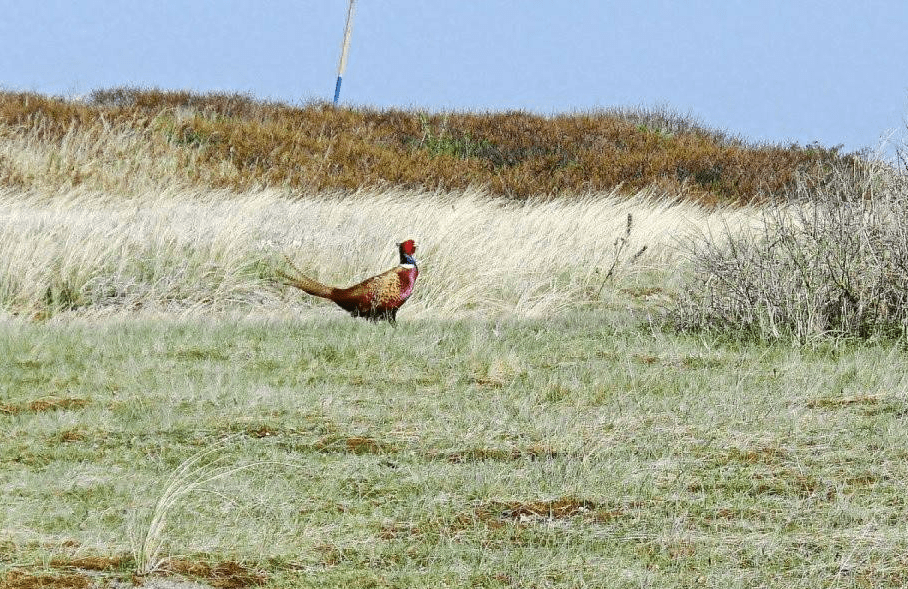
(5, 312, 908, 589)
(3, 187, 908, 588)
(2, 90, 908, 588)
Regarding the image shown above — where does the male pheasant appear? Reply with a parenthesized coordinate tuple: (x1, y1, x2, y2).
(279, 239, 419, 324)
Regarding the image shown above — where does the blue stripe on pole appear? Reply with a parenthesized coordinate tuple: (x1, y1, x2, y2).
(333, 76, 343, 106)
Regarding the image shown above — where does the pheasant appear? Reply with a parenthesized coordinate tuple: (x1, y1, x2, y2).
(279, 239, 419, 324)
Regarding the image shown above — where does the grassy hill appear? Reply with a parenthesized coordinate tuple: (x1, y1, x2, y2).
(0, 87, 855, 203)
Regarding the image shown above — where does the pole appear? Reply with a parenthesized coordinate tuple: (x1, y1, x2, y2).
(334, 0, 356, 106)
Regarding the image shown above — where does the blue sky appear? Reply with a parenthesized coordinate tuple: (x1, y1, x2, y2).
(2, 1, 906, 154)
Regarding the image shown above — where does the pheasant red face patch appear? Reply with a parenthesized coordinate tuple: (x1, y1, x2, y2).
(399, 239, 416, 255)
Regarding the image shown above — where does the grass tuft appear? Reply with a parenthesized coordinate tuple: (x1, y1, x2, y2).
(129, 436, 293, 576)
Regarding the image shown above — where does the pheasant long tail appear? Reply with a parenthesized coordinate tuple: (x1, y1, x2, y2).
(278, 255, 335, 299)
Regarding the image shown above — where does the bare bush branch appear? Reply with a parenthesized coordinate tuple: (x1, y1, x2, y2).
(675, 158, 908, 341)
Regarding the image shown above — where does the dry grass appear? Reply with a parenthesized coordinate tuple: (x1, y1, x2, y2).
(0, 397, 89, 415)
(0, 186, 756, 320)
(0, 88, 855, 203)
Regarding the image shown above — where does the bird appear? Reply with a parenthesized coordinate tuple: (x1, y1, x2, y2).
(279, 239, 419, 324)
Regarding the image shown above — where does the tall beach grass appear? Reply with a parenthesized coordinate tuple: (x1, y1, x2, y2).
(0, 187, 758, 321)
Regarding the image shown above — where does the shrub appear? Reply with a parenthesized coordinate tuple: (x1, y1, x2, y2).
(0, 87, 857, 202)
(674, 158, 908, 342)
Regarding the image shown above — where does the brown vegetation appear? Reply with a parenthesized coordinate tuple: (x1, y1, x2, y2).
(0, 558, 263, 589)
(0, 397, 88, 415)
(1, 570, 89, 589)
(470, 497, 625, 526)
(157, 559, 266, 588)
(0, 87, 855, 202)
(48, 555, 130, 572)
(434, 444, 559, 463)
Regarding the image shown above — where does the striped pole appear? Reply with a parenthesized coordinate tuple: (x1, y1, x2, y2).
(333, 0, 356, 106)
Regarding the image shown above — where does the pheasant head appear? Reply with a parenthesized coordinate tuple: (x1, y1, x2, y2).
(398, 239, 417, 266)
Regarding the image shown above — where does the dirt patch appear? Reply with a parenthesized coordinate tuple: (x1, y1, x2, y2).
(156, 560, 265, 588)
(710, 445, 790, 466)
(805, 394, 906, 417)
(468, 497, 624, 526)
(470, 376, 505, 389)
(0, 397, 89, 415)
(434, 444, 559, 463)
(378, 524, 422, 540)
(806, 394, 881, 409)
(7, 558, 265, 589)
(343, 436, 393, 455)
(1, 555, 134, 589)
(58, 429, 89, 443)
(244, 425, 279, 439)
(49, 555, 131, 571)
(309, 435, 396, 455)
(274, 433, 398, 456)
(1, 570, 90, 589)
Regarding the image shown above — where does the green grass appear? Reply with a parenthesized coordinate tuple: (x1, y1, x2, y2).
(3, 314, 908, 587)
